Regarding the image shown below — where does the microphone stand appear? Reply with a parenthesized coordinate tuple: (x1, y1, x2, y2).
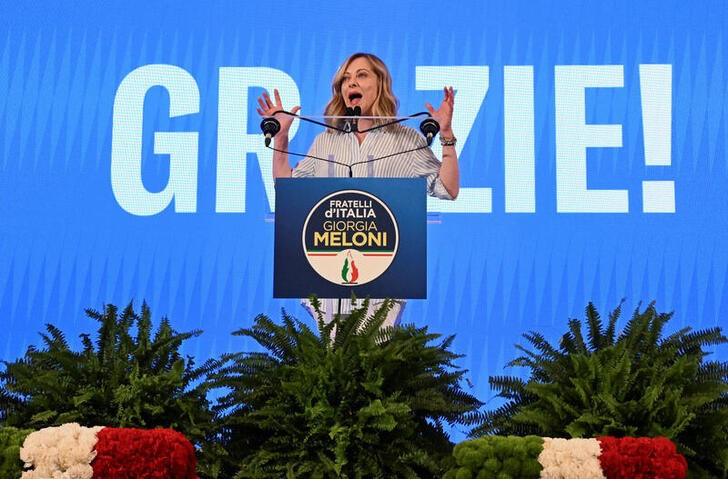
(267, 110, 432, 134)
(262, 112, 440, 177)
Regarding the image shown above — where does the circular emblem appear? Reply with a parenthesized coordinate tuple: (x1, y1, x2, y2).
(302, 190, 399, 286)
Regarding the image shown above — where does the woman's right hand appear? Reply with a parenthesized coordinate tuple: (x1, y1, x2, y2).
(256, 89, 300, 135)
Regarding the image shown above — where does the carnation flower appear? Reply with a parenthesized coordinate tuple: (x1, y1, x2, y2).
(538, 438, 605, 479)
(20, 423, 103, 479)
(597, 436, 687, 479)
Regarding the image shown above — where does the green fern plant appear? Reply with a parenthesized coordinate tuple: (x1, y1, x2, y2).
(0, 301, 222, 477)
(475, 301, 728, 478)
(209, 297, 483, 479)
(0, 426, 33, 478)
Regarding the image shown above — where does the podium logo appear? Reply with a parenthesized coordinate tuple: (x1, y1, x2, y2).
(302, 190, 399, 286)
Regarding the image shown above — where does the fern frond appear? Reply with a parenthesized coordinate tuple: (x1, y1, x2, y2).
(332, 298, 369, 350)
(358, 298, 393, 342)
(604, 298, 623, 345)
(585, 302, 605, 350)
(522, 331, 559, 359)
(43, 324, 69, 350)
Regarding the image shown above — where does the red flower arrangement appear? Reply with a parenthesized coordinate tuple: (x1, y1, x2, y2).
(92, 428, 198, 479)
(18, 424, 689, 479)
(597, 436, 687, 479)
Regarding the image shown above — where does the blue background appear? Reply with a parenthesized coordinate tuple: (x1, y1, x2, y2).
(2, 1, 727, 438)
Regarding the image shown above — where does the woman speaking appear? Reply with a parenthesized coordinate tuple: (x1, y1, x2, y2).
(258, 52, 459, 327)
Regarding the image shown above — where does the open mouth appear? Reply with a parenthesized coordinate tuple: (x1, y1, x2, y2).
(348, 92, 363, 105)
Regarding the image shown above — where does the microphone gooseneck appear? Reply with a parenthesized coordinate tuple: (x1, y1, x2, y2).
(262, 111, 438, 176)
(419, 117, 440, 146)
(260, 110, 431, 136)
(260, 117, 281, 147)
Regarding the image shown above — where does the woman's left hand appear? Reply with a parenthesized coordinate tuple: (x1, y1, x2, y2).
(425, 86, 455, 135)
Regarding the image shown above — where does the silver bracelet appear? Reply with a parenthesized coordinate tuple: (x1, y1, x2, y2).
(440, 136, 457, 146)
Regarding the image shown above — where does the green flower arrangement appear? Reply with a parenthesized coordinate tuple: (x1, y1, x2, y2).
(444, 435, 544, 479)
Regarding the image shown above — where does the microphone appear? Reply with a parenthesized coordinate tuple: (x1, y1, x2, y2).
(352, 105, 361, 133)
(344, 107, 355, 133)
(260, 117, 281, 146)
(419, 117, 440, 146)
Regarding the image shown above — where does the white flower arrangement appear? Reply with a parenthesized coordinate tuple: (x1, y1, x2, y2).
(538, 437, 605, 479)
(19, 423, 104, 479)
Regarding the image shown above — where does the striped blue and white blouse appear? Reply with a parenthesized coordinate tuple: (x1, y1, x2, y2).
(291, 124, 452, 325)
(292, 125, 453, 200)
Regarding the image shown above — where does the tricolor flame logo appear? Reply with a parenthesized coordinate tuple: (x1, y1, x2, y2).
(341, 251, 359, 284)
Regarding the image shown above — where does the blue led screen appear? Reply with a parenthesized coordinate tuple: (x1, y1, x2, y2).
(2, 1, 727, 436)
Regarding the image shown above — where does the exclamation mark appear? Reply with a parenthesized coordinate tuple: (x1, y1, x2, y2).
(639, 64, 675, 213)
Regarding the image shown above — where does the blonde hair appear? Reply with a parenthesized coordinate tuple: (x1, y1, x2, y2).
(324, 52, 399, 132)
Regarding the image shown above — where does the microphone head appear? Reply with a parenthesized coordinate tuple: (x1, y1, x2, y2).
(344, 107, 357, 133)
(260, 117, 281, 136)
(419, 118, 440, 146)
(353, 106, 361, 116)
(260, 117, 281, 146)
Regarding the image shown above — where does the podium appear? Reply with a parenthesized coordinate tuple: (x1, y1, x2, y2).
(274, 178, 427, 299)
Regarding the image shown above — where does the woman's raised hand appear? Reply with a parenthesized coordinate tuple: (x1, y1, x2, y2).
(425, 86, 455, 135)
(256, 89, 300, 135)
